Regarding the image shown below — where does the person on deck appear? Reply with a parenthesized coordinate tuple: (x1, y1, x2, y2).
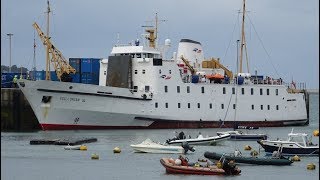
(197, 132, 203, 138)
(12, 75, 18, 88)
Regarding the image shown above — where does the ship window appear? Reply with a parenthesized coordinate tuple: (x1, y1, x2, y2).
(134, 70, 138, 74)
(104, 71, 106, 75)
(133, 86, 138, 92)
(241, 88, 245, 95)
(267, 105, 270, 110)
(169, 70, 172, 74)
(276, 89, 279, 96)
(142, 69, 146, 74)
(136, 54, 141, 58)
(155, 102, 158, 108)
(252, 104, 254, 110)
(165, 103, 168, 108)
(233, 104, 236, 109)
(164, 86, 168, 93)
(177, 86, 180, 93)
(261, 105, 263, 110)
(221, 104, 224, 109)
(251, 88, 254, 95)
(178, 103, 181, 108)
(145, 86, 150, 92)
(159, 69, 162, 74)
(276, 105, 279, 110)
(267, 89, 270, 95)
(201, 87, 205, 93)
(223, 87, 226, 94)
(153, 58, 163, 66)
(198, 103, 200, 108)
(187, 86, 190, 93)
(188, 103, 191, 108)
(209, 103, 212, 109)
(232, 87, 235, 94)
(260, 88, 263, 95)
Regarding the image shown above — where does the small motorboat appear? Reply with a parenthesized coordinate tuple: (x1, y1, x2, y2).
(166, 131, 230, 146)
(257, 129, 319, 156)
(160, 155, 241, 175)
(204, 151, 293, 166)
(130, 139, 195, 154)
(217, 130, 267, 141)
(64, 144, 85, 150)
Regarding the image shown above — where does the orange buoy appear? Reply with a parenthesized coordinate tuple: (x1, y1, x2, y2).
(313, 130, 319, 136)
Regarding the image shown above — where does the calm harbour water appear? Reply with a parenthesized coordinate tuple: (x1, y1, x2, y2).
(1, 94, 319, 180)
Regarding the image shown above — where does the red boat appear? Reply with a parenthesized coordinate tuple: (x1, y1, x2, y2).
(160, 156, 241, 175)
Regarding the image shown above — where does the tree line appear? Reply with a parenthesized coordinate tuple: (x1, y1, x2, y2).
(1, 65, 30, 73)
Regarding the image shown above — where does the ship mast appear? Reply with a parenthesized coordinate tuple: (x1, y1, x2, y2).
(32, 30, 37, 80)
(45, 0, 51, 80)
(239, 0, 249, 73)
(144, 13, 166, 48)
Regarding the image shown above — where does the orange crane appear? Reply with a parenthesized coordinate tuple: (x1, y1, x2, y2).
(33, 22, 76, 81)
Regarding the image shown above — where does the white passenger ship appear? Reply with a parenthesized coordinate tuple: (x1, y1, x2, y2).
(17, 2, 308, 130)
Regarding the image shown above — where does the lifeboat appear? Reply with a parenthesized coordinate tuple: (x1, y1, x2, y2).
(206, 74, 224, 80)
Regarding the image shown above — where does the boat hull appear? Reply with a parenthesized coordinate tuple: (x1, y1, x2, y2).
(130, 145, 184, 154)
(17, 79, 309, 130)
(257, 140, 319, 156)
(167, 134, 231, 146)
(160, 158, 231, 175)
(39, 119, 308, 130)
(216, 131, 267, 141)
(204, 152, 293, 165)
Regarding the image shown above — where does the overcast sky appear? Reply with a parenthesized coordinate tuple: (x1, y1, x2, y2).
(1, 0, 319, 88)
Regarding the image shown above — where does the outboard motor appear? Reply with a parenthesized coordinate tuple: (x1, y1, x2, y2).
(181, 142, 195, 153)
(221, 158, 241, 175)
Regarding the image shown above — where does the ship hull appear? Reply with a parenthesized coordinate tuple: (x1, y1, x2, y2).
(17, 80, 308, 130)
(39, 119, 308, 130)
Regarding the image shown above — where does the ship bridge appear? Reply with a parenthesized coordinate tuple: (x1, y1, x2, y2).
(111, 45, 161, 58)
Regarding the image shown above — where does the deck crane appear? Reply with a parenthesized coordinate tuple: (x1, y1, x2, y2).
(180, 55, 196, 75)
(33, 22, 76, 81)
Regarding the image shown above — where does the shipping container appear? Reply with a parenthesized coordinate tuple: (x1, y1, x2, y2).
(81, 72, 99, 85)
(69, 58, 81, 73)
(71, 73, 81, 83)
(1, 73, 27, 88)
(35, 71, 45, 80)
(50, 71, 59, 81)
(81, 58, 101, 73)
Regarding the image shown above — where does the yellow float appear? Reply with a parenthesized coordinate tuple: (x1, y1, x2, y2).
(244, 145, 252, 150)
(79, 145, 87, 151)
(291, 155, 300, 161)
(313, 130, 319, 136)
(113, 147, 121, 153)
(91, 153, 99, 160)
(307, 163, 316, 170)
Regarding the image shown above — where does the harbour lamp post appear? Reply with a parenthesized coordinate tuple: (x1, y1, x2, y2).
(7, 33, 13, 73)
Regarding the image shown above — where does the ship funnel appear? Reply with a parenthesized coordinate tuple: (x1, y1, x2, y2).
(176, 39, 204, 68)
